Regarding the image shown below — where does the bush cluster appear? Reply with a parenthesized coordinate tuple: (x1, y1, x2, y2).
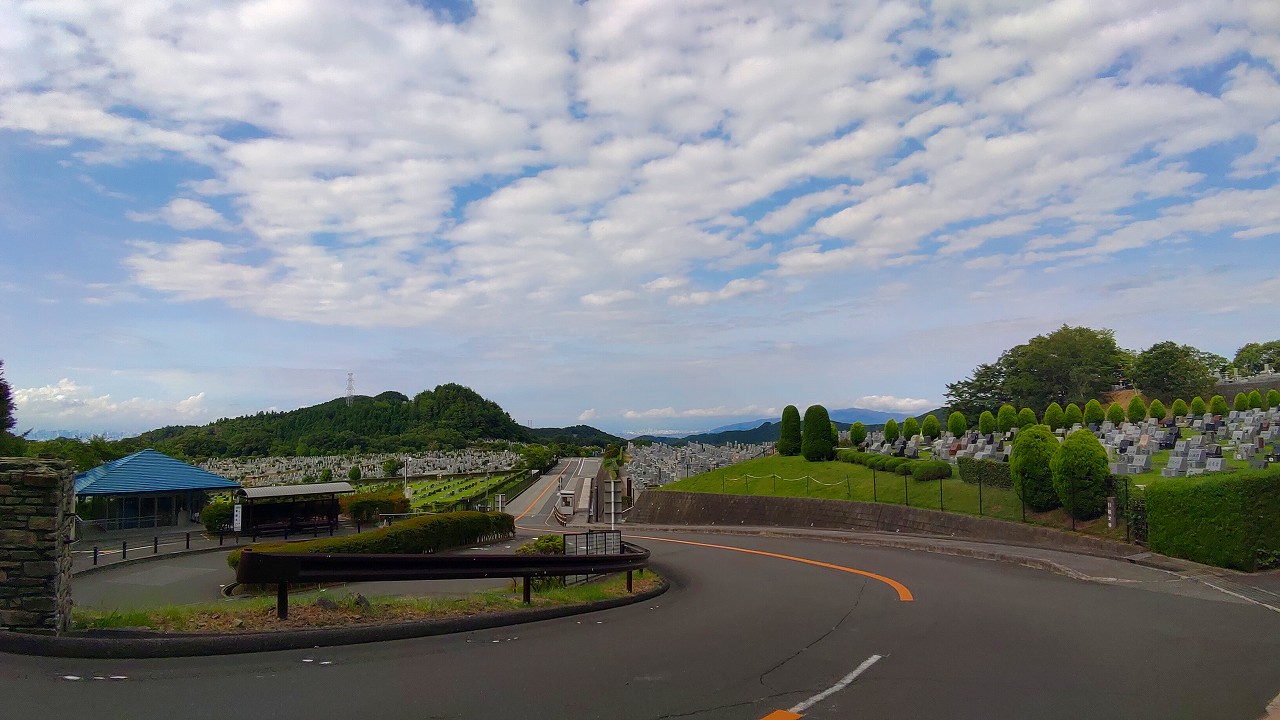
(910, 460, 953, 482)
(956, 457, 1013, 488)
(201, 499, 234, 532)
(1010, 424, 1060, 511)
(1051, 430, 1110, 519)
(1146, 467, 1280, 571)
(227, 511, 514, 570)
(516, 534, 565, 555)
(340, 490, 411, 522)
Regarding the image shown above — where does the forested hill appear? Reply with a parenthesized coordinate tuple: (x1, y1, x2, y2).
(132, 383, 531, 458)
(530, 424, 623, 447)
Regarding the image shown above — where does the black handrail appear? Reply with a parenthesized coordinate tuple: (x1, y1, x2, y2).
(236, 542, 650, 619)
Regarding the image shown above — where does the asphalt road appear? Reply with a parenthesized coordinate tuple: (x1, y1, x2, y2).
(4, 526, 1280, 720)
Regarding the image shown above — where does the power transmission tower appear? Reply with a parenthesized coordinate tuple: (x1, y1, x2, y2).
(346, 372, 355, 407)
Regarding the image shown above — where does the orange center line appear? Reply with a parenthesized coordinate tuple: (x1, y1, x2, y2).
(513, 460, 575, 522)
(626, 534, 914, 602)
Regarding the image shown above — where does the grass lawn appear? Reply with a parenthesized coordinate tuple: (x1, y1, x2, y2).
(660, 454, 1134, 541)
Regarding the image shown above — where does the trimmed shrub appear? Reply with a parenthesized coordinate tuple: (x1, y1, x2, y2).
(850, 422, 867, 447)
(978, 410, 996, 436)
(997, 404, 1017, 433)
(895, 461, 916, 476)
(778, 405, 802, 456)
(884, 418, 900, 444)
(1127, 395, 1147, 423)
(1051, 430, 1110, 519)
(911, 460, 953, 482)
(1170, 398, 1188, 418)
(1106, 402, 1126, 425)
(348, 466, 361, 482)
(947, 411, 967, 438)
(1210, 394, 1229, 416)
(1269, 389, 1280, 410)
(1083, 399, 1105, 427)
(883, 457, 910, 471)
(516, 534, 565, 555)
(1148, 399, 1166, 421)
(801, 404, 835, 461)
(1191, 396, 1207, 416)
(1146, 468, 1280, 571)
(902, 416, 920, 441)
(1043, 402, 1064, 431)
(1010, 424, 1061, 511)
(228, 511, 515, 570)
(1016, 407, 1037, 428)
(956, 457, 1012, 489)
(201, 499, 234, 532)
(1248, 390, 1264, 410)
(830, 421, 839, 447)
(1234, 392, 1249, 412)
(340, 490, 411, 522)
(921, 414, 940, 441)
(1063, 402, 1083, 428)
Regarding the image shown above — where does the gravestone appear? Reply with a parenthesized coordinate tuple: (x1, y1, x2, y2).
(0, 458, 74, 634)
(1205, 457, 1226, 472)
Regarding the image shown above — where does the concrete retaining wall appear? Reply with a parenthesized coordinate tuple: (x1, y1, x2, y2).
(630, 491, 1134, 558)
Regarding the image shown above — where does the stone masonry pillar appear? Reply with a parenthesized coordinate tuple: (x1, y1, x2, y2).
(0, 458, 74, 634)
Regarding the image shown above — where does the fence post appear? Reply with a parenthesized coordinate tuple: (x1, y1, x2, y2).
(872, 471, 877, 503)
(522, 576, 531, 605)
(93, 546, 99, 566)
(845, 475, 850, 499)
(1021, 494, 1026, 523)
(122, 540, 127, 560)
(939, 477, 944, 512)
(1124, 478, 1131, 543)
(1071, 476, 1077, 531)
(978, 474, 984, 516)
(903, 473, 909, 507)
(277, 582, 289, 620)
(627, 570, 633, 593)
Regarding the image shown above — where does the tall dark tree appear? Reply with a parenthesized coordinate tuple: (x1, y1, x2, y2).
(1233, 340, 1280, 375)
(777, 405, 802, 456)
(944, 362, 1009, 423)
(1130, 342, 1216, 401)
(0, 359, 14, 435)
(850, 421, 867, 447)
(801, 405, 834, 461)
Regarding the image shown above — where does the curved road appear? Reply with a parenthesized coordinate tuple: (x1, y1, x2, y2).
(3, 459, 1279, 719)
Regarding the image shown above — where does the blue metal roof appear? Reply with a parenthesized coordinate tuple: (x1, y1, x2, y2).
(74, 449, 241, 496)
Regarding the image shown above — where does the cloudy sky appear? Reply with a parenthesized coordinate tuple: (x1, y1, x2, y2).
(2, 0, 1278, 438)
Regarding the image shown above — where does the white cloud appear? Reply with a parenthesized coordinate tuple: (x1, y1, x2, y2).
(622, 404, 775, 419)
(13, 378, 208, 430)
(855, 395, 936, 413)
(669, 278, 769, 306)
(127, 198, 231, 231)
(577, 408, 597, 422)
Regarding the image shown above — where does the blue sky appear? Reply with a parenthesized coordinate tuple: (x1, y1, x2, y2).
(2, 1, 1279, 438)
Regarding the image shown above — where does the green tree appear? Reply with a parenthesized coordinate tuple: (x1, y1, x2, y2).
(1010, 424, 1060, 511)
(978, 411, 996, 436)
(902, 416, 920, 440)
(830, 422, 839, 448)
(884, 418, 900, 444)
(1233, 340, 1280, 374)
(1268, 389, 1280, 410)
(381, 457, 405, 478)
(996, 404, 1018, 433)
(1126, 396, 1147, 423)
(1042, 402, 1064, 431)
(1016, 407, 1037, 428)
(1170, 398, 1188, 418)
(801, 405, 834, 461)
(947, 411, 967, 438)
(1083, 399, 1104, 427)
(850, 422, 867, 447)
(320, 467, 333, 483)
(0, 359, 14, 436)
(1210, 394, 1229, 416)
(1106, 402, 1126, 425)
(1148, 399, 1166, 421)
(777, 405, 802, 456)
(1191, 396, 1207, 416)
(921, 414, 941, 441)
(1233, 392, 1249, 412)
(1248, 390, 1264, 410)
(1130, 342, 1216, 401)
(348, 465, 362, 483)
(1064, 402, 1083, 428)
(1051, 430, 1110, 519)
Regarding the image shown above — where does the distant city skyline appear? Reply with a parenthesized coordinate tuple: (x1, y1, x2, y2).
(3, 1, 1278, 438)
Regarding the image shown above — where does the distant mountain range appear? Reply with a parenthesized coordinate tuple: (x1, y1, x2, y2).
(707, 406, 906, 433)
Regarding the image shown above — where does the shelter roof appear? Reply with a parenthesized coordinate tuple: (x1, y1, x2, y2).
(74, 449, 241, 496)
(236, 482, 355, 500)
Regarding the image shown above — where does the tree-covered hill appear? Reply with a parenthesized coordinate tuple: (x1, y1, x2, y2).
(530, 424, 623, 447)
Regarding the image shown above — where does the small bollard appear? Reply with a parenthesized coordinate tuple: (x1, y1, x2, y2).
(218, 531, 224, 546)
(522, 575, 531, 605)
(93, 546, 99, 566)
(122, 540, 128, 560)
(329, 522, 334, 537)
(627, 570, 633, 592)
(153, 536, 159, 554)
(356, 521, 362, 533)
(185, 532, 191, 549)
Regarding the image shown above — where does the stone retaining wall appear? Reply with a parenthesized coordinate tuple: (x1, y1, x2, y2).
(630, 491, 1134, 557)
(0, 458, 74, 633)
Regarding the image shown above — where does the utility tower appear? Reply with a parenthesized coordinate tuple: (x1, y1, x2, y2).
(346, 372, 355, 407)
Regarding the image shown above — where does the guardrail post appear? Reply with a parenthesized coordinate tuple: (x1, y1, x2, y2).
(93, 546, 99, 566)
(186, 532, 191, 550)
(122, 540, 127, 560)
(627, 570, 633, 592)
(522, 575, 531, 605)
(277, 582, 289, 620)
(154, 536, 159, 554)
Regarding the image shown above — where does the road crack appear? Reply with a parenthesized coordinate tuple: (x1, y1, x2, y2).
(758, 582, 866, 689)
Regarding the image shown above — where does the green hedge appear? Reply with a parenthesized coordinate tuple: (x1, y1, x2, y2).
(228, 511, 515, 570)
(339, 490, 411, 522)
(956, 457, 1013, 489)
(1146, 468, 1280, 571)
(911, 461, 952, 482)
(895, 461, 916, 476)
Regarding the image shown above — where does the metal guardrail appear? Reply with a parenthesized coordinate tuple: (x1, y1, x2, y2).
(235, 541, 651, 619)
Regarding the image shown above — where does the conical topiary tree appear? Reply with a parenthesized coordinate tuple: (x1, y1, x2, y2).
(1127, 395, 1147, 423)
(1106, 402, 1126, 425)
(1083, 399, 1104, 427)
(1052, 430, 1110, 519)
(1064, 402, 1083, 428)
(1170, 398, 1188, 418)
(777, 405, 802, 456)
(1268, 389, 1280, 411)
(1210, 394, 1229, 416)
(1234, 392, 1249, 412)
(850, 421, 867, 447)
(978, 410, 996, 436)
(801, 405, 834, 461)
(1248, 390, 1264, 410)
(1011, 424, 1061, 512)
(902, 416, 920, 440)
(1043, 402, 1064, 431)
(1191, 396, 1207, 416)
(948, 411, 967, 437)
(830, 421, 839, 447)
(997, 404, 1018, 433)
(884, 418, 900, 444)
(922, 414, 941, 440)
(1017, 407, 1037, 428)
(1148, 398, 1166, 422)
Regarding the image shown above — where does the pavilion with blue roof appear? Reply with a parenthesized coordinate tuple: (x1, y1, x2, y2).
(75, 449, 240, 532)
